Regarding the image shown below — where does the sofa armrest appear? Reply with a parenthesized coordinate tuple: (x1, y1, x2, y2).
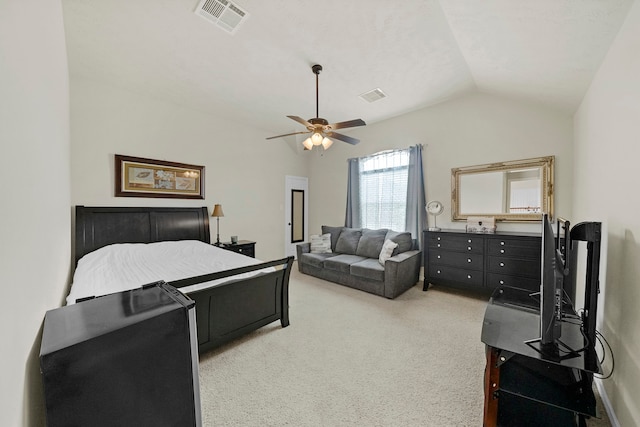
(296, 243, 310, 271)
(383, 250, 422, 298)
(297, 242, 310, 255)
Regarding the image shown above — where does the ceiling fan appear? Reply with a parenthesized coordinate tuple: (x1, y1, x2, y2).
(266, 64, 366, 150)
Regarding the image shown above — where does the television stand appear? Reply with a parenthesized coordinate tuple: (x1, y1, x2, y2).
(481, 286, 601, 426)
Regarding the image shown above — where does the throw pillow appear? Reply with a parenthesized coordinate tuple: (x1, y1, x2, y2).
(310, 233, 332, 254)
(379, 239, 398, 265)
(335, 228, 362, 255)
(385, 230, 413, 254)
(321, 225, 343, 252)
(355, 228, 388, 258)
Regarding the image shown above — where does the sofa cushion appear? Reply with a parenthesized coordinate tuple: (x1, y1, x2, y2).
(385, 230, 413, 254)
(300, 252, 338, 269)
(321, 225, 343, 252)
(324, 254, 367, 274)
(335, 228, 362, 255)
(378, 239, 399, 265)
(310, 233, 332, 253)
(355, 228, 388, 258)
(350, 258, 385, 282)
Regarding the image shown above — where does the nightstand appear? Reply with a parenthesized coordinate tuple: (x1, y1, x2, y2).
(216, 240, 256, 258)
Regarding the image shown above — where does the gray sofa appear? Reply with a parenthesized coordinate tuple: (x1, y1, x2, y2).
(296, 226, 422, 299)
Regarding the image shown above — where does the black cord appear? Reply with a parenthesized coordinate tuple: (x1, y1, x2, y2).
(557, 325, 590, 354)
(594, 330, 615, 380)
(596, 330, 606, 365)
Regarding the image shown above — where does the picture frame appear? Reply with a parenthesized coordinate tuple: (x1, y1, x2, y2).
(115, 154, 205, 199)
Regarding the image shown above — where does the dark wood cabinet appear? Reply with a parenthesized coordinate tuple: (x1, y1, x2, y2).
(423, 229, 541, 292)
(216, 240, 256, 258)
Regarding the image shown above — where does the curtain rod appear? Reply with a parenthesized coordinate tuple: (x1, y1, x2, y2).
(347, 144, 425, 162)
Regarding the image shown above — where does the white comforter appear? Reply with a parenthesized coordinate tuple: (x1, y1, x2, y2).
(67, 240, 268, 305)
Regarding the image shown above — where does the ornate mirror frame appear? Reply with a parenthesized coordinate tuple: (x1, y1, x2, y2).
(451, 156, 554, 222)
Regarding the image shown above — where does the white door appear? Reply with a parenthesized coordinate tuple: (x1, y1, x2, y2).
(285, 176, 309, 258)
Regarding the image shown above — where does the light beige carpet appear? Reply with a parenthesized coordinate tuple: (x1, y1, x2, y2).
(198, 267, 611, 426)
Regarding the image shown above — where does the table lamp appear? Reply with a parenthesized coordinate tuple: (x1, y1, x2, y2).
(211, 204, 224, 245)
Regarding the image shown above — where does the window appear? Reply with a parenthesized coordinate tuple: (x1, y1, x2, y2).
(506, 169, 541, 214)
(358, 149, 410, 230)
(346, 144, 426, 247)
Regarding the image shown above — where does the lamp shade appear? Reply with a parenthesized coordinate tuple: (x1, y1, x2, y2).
(302, 138, 313, 150)
(211, 204, 224, 217)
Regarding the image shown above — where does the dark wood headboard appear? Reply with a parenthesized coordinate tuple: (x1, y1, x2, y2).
(75, 206, 210, 264)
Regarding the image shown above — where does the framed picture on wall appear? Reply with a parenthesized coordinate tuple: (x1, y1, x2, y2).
(115, 154, 205, 199)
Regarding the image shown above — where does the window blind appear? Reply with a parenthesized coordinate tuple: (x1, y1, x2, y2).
(358, 150, 410, 230)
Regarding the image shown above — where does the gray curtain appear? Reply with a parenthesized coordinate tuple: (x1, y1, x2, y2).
(406, 144, 427, 249)
(344, 158, 360, 227)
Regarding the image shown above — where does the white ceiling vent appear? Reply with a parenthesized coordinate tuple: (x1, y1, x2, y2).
(359, 88, 387, 103)
(195, 0, 248, 34)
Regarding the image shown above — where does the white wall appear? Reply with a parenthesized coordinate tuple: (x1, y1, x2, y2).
(70, 79, 309, 260)
(0, 1, 71, 426)
(308, 92, 574, 235)
(573, 1, 640, 425)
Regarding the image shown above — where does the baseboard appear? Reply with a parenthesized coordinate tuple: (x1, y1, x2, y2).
(595, 378, 620, 427)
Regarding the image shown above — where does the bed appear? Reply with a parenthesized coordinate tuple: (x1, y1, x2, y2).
(73, 205, 293, 354)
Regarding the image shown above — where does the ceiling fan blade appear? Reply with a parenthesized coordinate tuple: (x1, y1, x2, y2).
(328, 131, 360, 145)
(329, 119, 366, 130)
(287, 115, 313, 128)
(265, 130, 310, 140)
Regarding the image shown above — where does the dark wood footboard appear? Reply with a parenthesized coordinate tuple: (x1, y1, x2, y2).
(168, 256, 293, 353)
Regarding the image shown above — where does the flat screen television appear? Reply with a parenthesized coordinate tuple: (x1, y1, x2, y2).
(539, 213, 566, 346)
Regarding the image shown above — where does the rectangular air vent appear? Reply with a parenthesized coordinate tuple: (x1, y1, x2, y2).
(195, 0, 248, 34)
(359, 88, 387, 103)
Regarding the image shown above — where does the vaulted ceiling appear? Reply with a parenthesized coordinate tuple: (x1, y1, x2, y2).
(61, 0, 634, 137)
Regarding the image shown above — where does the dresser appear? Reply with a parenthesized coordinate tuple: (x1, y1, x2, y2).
(423, 229, 541, 293)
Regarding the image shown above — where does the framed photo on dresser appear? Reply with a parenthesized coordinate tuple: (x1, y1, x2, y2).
(115, 154, 205, 199)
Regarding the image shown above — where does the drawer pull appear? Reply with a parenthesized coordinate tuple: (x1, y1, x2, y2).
(437, 237, 441, 241)
(500, 280, 505, 285)
(500, 249, 505, 254)
(467, 274, 472, 279)
(437, 270, 441, 274)
(468, 239, 472, 243)
(467, 246, 472, 251)
(467, 258, 472, 263)
(500, 241, 505, 246)
(500, 262, 505, 267)
(437, 255, 441, 259)
(437, 244, 441, 248)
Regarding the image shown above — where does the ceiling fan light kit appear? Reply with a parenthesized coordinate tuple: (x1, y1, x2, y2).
(266, 64, 366, 151)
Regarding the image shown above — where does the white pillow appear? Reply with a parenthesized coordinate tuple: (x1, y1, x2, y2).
(310, 233, 332, 254)
(379, 239, 398, 265)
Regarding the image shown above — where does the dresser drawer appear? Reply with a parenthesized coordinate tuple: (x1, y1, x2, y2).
(487, 238, 541, 259)
(429, 250, 483, 271)
(487, 256, 540, 278)
(487, 273, 541, 292)
(428, 265, 483, 287)
(429, 234, 483, 254)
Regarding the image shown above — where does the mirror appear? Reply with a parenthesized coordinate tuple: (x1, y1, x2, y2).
(451, 156, 554, 222)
